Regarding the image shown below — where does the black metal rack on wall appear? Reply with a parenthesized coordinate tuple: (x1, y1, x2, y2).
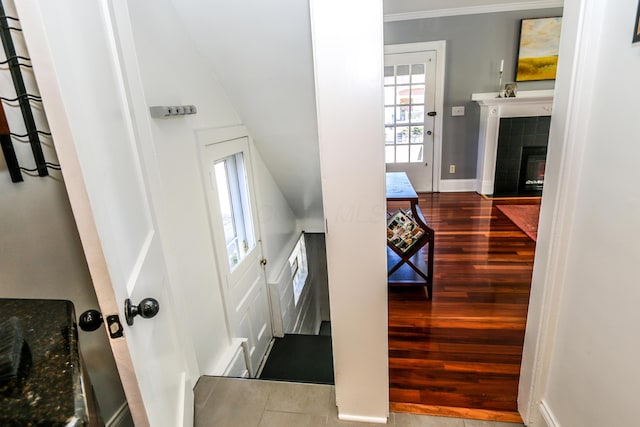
(0, 0, 54, 183)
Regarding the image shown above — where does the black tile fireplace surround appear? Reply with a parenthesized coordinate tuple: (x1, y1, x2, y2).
(493, 116, 550, 196)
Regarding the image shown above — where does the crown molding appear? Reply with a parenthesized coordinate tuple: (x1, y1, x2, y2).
(384, 1, 564, 22)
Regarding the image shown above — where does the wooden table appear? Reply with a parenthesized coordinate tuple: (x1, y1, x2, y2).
(386, 172, 435, 297)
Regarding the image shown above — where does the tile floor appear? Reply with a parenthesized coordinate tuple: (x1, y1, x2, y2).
(194, 377, 526, 427)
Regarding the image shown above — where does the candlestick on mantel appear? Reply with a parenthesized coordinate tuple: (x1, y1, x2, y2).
(496, 59, 504, 98)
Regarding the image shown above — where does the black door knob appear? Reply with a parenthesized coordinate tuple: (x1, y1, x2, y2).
(124, 298, 160, 326)
(79, 309, 103, 331)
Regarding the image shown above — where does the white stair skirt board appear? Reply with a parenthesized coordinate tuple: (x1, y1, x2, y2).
(439, 179, 477, 192)
(539, 399, 561, 427)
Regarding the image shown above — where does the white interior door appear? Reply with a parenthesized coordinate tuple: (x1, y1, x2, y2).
(201, 136, 273, 376)
(384, 50, 437, 192)
(19, 1, 195, 425)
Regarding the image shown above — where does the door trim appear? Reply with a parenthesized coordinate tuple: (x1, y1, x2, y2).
(197, 125, 252, 147)
(518, 0, 601, 424)
(384, 41, 446, 192)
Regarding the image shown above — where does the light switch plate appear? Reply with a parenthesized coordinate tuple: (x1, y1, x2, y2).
(452, 106, 465, 116)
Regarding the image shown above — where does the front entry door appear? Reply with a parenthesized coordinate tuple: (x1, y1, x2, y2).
(201, 136, 273, 376)
(384, 50, 437, 192)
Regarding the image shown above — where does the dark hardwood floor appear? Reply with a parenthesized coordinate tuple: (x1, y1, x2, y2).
(387, 192, 540, 423)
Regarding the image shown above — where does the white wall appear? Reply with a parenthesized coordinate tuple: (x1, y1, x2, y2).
(170, 0, 324, 228)
(0, 0, 127, 420)
(252, 146, 299, 285)
(521, 0, 640, 426)
(124, 0, 301, 374)
(310, 0, 389, 422)
(124, 0, 237, 374)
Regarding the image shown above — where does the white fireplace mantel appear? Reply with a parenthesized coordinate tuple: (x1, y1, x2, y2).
(473, 89, 554, 195)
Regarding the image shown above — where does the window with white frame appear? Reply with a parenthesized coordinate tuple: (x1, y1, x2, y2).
(289, 234, 308, 306)
(213, 153, 256, 270)
(384, 63, 426, 164)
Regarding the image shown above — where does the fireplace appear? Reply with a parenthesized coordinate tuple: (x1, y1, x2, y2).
(472, 90, 554, 195)
(493, 116, 550, 196)
(519, 146, 547, 195)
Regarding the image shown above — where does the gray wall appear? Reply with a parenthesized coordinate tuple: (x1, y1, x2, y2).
(385, 8, 563, 180)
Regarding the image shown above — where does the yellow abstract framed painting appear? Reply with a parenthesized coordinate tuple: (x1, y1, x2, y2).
(516, 17, 562, 82)
(634, 1, 640, 44)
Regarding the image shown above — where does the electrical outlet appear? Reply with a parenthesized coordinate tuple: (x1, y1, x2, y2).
(449, 164, 456, 174)
(452, 106, 465, 116)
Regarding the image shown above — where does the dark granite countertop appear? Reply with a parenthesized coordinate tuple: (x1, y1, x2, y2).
(0, 299, 88, 426)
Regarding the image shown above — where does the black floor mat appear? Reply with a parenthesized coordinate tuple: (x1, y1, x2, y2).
(259, 334, 334, 385)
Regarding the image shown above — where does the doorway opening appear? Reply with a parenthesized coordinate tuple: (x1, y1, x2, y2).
(387, 192, 538, 422)
(258, 232, 334, 385)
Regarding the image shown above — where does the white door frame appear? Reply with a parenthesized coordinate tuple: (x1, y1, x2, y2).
(518, 0, 600, 425)
(384, 41, 446, 192)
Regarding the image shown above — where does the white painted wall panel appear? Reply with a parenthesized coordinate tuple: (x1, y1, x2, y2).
(521, 0, 640, 425)
(543, 1, 640, 425)
(310, 0, 389, 422)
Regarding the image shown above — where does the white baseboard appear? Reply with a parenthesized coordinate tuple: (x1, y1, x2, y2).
(106, 402, 132, 427)
(539, 399, 560, 427)
(438, 179, 477, 192)
(338, 413, 388, 424)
